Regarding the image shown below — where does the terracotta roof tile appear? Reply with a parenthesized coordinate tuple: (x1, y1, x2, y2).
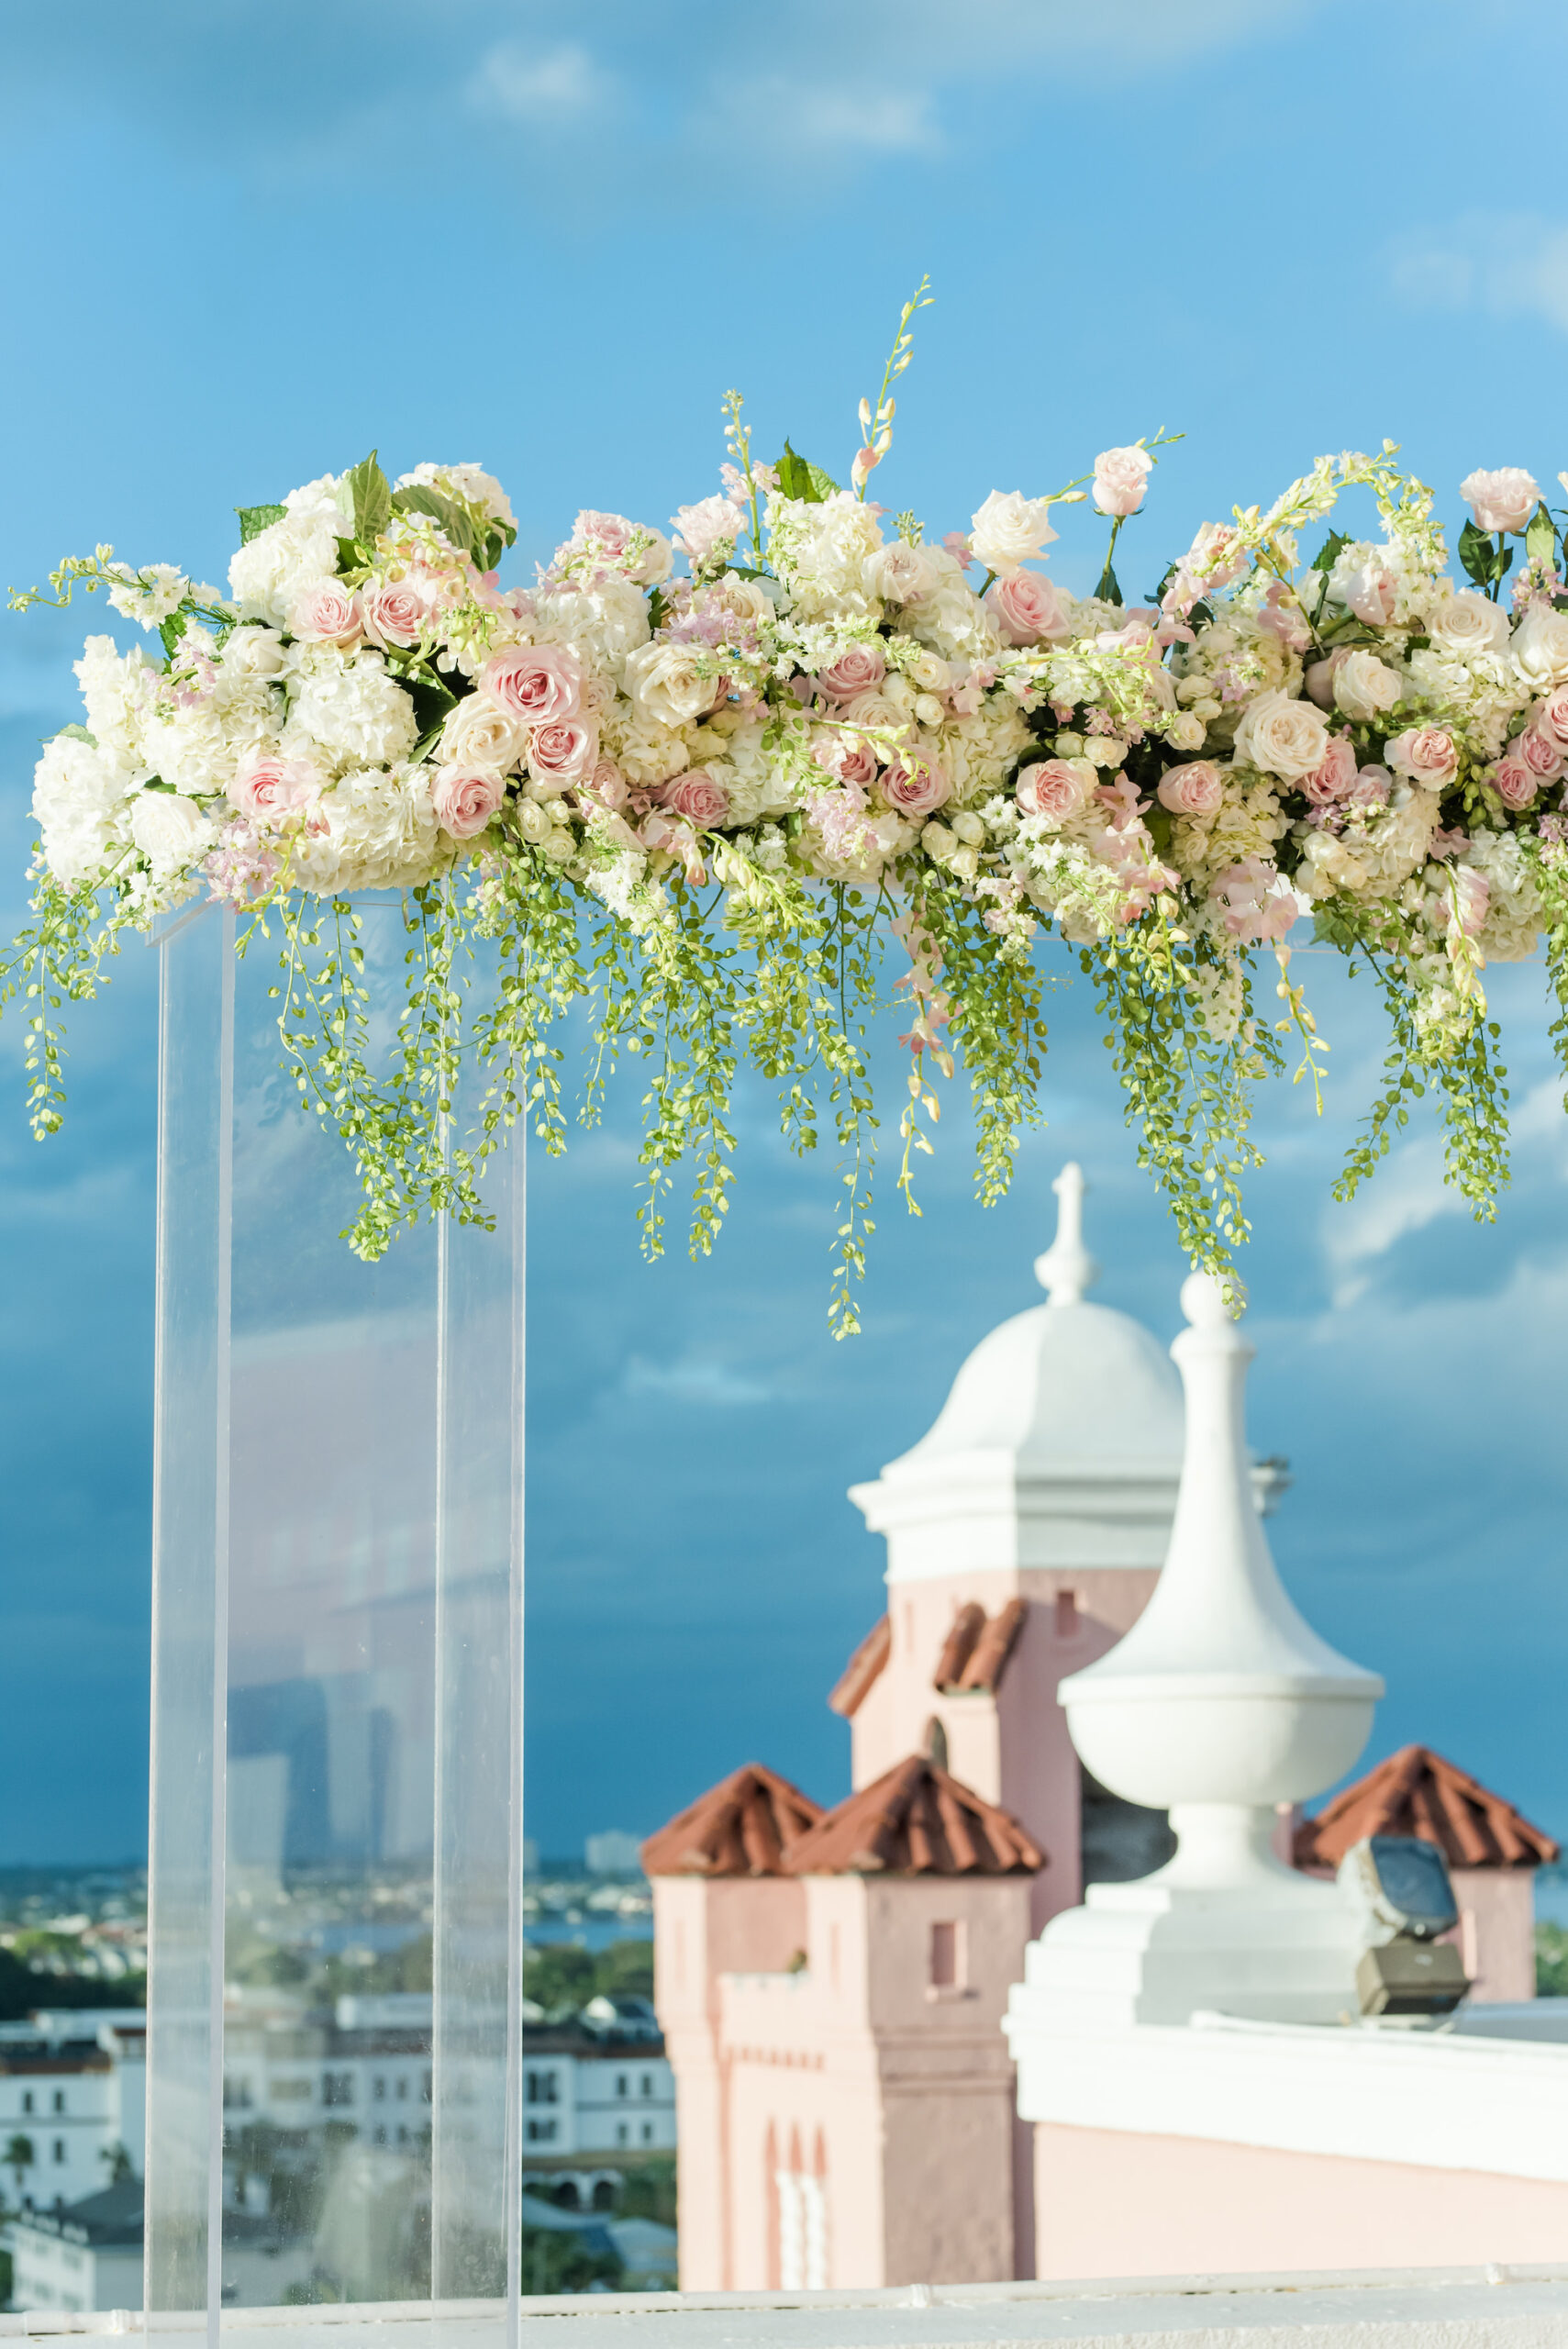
(955, 1597, 1028, 1693)
(781, 1755, 1046, 1877)
(641, 1764, 825, 1878)
(828, 1616, 892, 1719)
(1295, 1744, 1560, 1873)
(932, 1604, 985, 1691)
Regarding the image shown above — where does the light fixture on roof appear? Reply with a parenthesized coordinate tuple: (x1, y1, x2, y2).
(1340, 1835, 1470, 2022)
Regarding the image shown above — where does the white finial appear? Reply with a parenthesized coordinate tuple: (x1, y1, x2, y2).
(1034, 1162, 1099, 1306)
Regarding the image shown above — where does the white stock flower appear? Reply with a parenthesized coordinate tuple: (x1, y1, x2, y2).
(1232, 688, 1330, 780)
(970, 490, 1057, 579)
(1332, 650, 1403, 723)
(107, 564, 187, 630)
(129, 790, 214, 874)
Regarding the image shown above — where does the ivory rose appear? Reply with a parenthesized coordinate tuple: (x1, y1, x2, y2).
(480, 642, 584, 724)
(1233, 688, 1330, 781)
(290, 579, 362, 649)
(1385, 727, 1460, 787)
(130, 790, 212, 873)
(527, 718, 598, 786)
(817, 644, 887, 702)
(1460, 467, 1541, 535)
(1018, 759, 1094, 819)
(1155, 761, 1224, 816)
(862, 540, 934, 606)
(985, 571, 1072, 646)
(623, 640, 726, 729)
(1092, 446, 1154, 518)
(431, 765, 506, 839)
(671, 495, 741, 568)
(969, 490, 1057, 579)
(1332, 650, 1403, 724)
(1511, 602, 1568, 691)
(439, 695, 531, 772)
(1429, 591, 1511, 657)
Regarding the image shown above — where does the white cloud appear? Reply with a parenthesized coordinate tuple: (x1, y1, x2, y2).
(624, 1354, 772, 1407)
(471, 39, 610, 124)
(740, 79, 941, 160)
(1319, 1139, 1463, 1308)
(1388, 212, 1568, 335)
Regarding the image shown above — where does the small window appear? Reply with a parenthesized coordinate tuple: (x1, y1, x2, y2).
(373, 2076, 386, 2101)
(52, 2139, 65, 2164)
(395, 2076, 407, 2100)
(21, 2092, 31, 2116)
(640, 2122, 652, 2144)
(616, 2122, 628, 2145)
(323, 2072, 352, 2109)
(396, 2124, 408, 2145)
(421, 2070, 432, 2104)
(922, 1716, 949, 1771)
(639, 2074, 652, 2099)
(52, 2092, 65, 2116)
(373, 2123, 387, 2146)
(929, 1919, 965, 1990)
(615, 2074, 628, 2098)
(1055, 1589, 1078, 1639)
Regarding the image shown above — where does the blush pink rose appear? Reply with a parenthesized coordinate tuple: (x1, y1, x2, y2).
(814, 729, 879, 786)
(882, 750, 950, 817)
(1091, 445, 1154, 518)
(1537, 686, 1568, 744)
(1520, 725, 1565, 782)
(289, 579, 362, 649)
(528, 718, 598, 785)
(1300, 735, 1360, 807)
(817, 644, 887, 702)
(431, 766, 506, 840)
(1017, 760, 1091, 819)
(1460, 467, 1541, 535)
(659, 770, 730, 828)
(228, 751, 320, 822)
(1350, 763, 1393, 807)
(361, 581, 428, 651)
(480, 642, 583, 724)
(1385, 726, 1460, 786)
(986, 571, 1073, 646)
(581, 757, 628, 811)
(1155, 760, 1225, 816)
(1494, 755, 1539, 808)
(1304, 651, 1347, 709)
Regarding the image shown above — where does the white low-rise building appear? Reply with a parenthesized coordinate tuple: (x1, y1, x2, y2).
(0, 2013, 145, 2212)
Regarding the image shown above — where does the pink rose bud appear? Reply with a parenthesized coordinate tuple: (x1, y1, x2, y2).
(1459, 466, 1542, 536)
(658, 770, 730, 829)
(1494, 755, 1539, 808)
(361, 581, 428, 651)
(480, 642, 584, 725)
(882, 750, 950, 817)
(228, 751, 320, 822)
(1521, 725, 1565, 782)
(1091, 445, 1154, 518)
(1300, 735, 1359, 807)
(1017, 760, 1091, 820)
(986, 571, 1073, 647)
(1155, 760, 1225, 817)
(432, 766, 507, 840)
(290, 580, 362, 648)
(817, 644, 887, 702)
(528, 718, 599, 785)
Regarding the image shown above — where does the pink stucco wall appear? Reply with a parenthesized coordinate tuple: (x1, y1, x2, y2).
(850, 1570, 1157, 1933)
(1450, 1867, 1538, 2003)
(1034, 2123, 1568, 2277)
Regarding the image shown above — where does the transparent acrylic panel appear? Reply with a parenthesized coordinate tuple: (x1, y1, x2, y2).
(145, 898, 522, 2330)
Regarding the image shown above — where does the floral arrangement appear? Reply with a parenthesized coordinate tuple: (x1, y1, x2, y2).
(9, 285, 1567, 1327)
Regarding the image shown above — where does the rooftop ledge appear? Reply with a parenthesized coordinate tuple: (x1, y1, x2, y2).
(12, 2268, 1568, 2348)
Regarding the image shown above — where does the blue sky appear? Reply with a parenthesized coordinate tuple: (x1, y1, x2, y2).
(5, 0, 1568, 1862)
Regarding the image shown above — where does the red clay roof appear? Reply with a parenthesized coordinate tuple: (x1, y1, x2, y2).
(946, 1598, 1027, 1694)
(1295, 1744, 1560, 1873)
(641, 1765, 825, 1878)
(781, 1755, 1045, 1877)
(932, 1603, 985, 1689)
(828, 1616, 891, 1719)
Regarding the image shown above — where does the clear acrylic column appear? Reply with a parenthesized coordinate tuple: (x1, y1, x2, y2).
(144, 899, 524, 2334)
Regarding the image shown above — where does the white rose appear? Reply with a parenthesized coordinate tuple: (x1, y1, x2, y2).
(130, 790, 214, 874)
(623, 640, 724, 729)
(1233, 687, 1330, 780)
(228, 511, 343, 628)
(862, 541, 935, 606)
(220, 626, 287, 680)
(1332, 650, 1403, 723)
(969, 490, 1058, 579)
(1166, 711, 1207, 751)
(1511, 602, 1568, 691)
(439, 695, 532, 772)
(1429, 590, 1510, 658)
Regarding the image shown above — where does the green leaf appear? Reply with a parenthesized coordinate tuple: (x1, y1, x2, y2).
(348, 451, 394, 544)
(139, 776, 175, 794)
(236, 503, 286, 545)
(392, 482, 480, 561)
(1458, 518, 1496, 590)
(1095, 560, 1124, 607)
(158, 614, 189, 662)
(1528, 500, 1559, 573)
(1307, 528, 1351, 579)
(773, 441, 840, 504)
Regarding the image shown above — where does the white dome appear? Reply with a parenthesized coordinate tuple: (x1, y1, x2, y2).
(891, 1295, 1184, 1475)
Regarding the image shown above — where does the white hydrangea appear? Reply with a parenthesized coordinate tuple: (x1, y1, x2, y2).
(140, 707, 236, 798)
(74, 637, 156, 775)
(770, 492, 885, 622)
(534, 578, 651, 683)
(281, 649, 418, 772)
(229, 509, 344, 628)
(1466, 828, 1544, 963)
(31, 734, 136, 887)
(395, 462, 515, 529)
(290, 766, 450, 895)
